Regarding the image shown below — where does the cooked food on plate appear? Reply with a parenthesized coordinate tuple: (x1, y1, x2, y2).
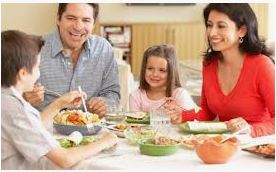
(153, 136, 180, 145)
(125, 112, 150, 124)
(243, 144, 275, 158)
(125, 112, 147, 119)
(53, 109, 100, 126)
(179, 120, 229, 134)
(187, 121, 227, 132)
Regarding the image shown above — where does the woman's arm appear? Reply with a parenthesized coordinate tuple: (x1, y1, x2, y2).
(181, 81, 216, 122)
(250, 57, 275, 137)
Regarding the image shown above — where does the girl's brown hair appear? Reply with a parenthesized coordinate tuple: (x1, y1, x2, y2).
(139, 44, 181, 97)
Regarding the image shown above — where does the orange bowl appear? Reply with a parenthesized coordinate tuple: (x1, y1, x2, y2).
(194, 136, 239, 164)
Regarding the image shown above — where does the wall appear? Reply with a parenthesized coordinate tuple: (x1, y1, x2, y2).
(99, 3, 205, 23)
(1, 3, 57, 35)
(1, 3, 274, 40)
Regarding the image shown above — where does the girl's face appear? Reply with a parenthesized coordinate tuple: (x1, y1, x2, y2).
(145, 56, 168, 90)
(206, 10, 246, 53)
(23, 54, 41, 92)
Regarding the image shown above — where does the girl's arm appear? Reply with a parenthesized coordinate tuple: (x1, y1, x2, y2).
(129, 91, 142, 111)
(174, 88, 196, 110)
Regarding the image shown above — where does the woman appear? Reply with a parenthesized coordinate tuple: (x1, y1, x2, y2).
(1, 30, 118, 170)
(165, 3, 274, 137)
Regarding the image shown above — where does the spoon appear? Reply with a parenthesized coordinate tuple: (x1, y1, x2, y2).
(220, 126, 250, 144)
(78, 86, 90, 122)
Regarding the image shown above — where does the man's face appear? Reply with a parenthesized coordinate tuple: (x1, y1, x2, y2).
(57, 3, 95, 50)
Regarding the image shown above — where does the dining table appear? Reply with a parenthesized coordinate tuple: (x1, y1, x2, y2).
(55, 125, 275, 171)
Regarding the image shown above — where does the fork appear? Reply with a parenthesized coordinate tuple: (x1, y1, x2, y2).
(44, 88, 62, 97)
(157, 100, 172, 109)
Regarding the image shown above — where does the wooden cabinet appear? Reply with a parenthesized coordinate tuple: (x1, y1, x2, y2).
(100, 24, 132, 64)
(131, 23, 207, 78)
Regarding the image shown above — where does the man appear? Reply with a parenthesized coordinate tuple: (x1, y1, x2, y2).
(24, 3, 120, 117)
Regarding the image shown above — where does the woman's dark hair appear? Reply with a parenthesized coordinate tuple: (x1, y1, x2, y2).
(139, 44, 181, 97)
(57, 3, 99, 23)
(1, 30, 44, 87)
(203, 3, 273, 63)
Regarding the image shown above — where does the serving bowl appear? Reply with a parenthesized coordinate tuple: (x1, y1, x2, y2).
(138, 137, 180, 156)
(53, 109, 102, 135)
(194, 135, 239, 164)
(124, 126, 156, 144)
(53, 123, 102, 136)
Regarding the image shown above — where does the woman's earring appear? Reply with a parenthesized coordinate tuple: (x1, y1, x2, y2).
(239, 37, 244, 44)
(207, 47, 212, 53)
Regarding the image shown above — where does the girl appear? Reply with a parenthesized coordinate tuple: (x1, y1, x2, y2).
(1, 30, 118, 170)
(129, 44, 196, 112)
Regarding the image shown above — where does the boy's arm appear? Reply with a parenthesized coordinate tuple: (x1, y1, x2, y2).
(46, 132, 118, 169)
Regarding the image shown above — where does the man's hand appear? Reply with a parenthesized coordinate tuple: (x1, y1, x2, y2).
(23, 83, 45, 106)
(87, 97, 107, 118)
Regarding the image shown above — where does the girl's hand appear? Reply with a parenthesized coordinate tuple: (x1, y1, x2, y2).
(225, 117, 251, 134)
(163, 100, 183, 124)
(56, 91, 86, 109)
(162, 98, 183, 124)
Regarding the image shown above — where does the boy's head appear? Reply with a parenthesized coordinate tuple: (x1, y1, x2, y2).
(1, 30, 44, 88)
(139, 44, 181, 97)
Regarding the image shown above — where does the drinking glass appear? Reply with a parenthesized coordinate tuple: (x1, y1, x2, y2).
(150, 109, 171, 135)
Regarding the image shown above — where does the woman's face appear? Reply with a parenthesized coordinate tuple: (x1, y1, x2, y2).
(206, 10, 245, 53)
(23, 54, 41, 92)
(145, 56, 168, 90)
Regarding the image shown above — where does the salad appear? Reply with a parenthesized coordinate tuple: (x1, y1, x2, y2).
(57, 136, 98, 148)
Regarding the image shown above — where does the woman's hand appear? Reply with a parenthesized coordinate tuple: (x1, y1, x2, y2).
(55, 91, 86, 109)
(225, 117, 251, 134)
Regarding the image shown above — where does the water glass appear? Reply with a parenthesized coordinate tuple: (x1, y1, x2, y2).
(150, 109, 171, 135)
(106, 104, 125, 124)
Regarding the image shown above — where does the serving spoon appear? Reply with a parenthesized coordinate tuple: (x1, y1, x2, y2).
(220, 126, 250, 144)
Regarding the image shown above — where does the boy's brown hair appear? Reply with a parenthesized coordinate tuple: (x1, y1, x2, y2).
(1, 30, 44, 87)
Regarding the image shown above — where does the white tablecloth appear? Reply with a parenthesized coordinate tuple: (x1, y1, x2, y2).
(70, 131, 275, 171)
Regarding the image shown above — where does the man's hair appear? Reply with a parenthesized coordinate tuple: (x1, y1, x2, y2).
(1, 30, 44, 87)
(57, 3, 99, 23)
